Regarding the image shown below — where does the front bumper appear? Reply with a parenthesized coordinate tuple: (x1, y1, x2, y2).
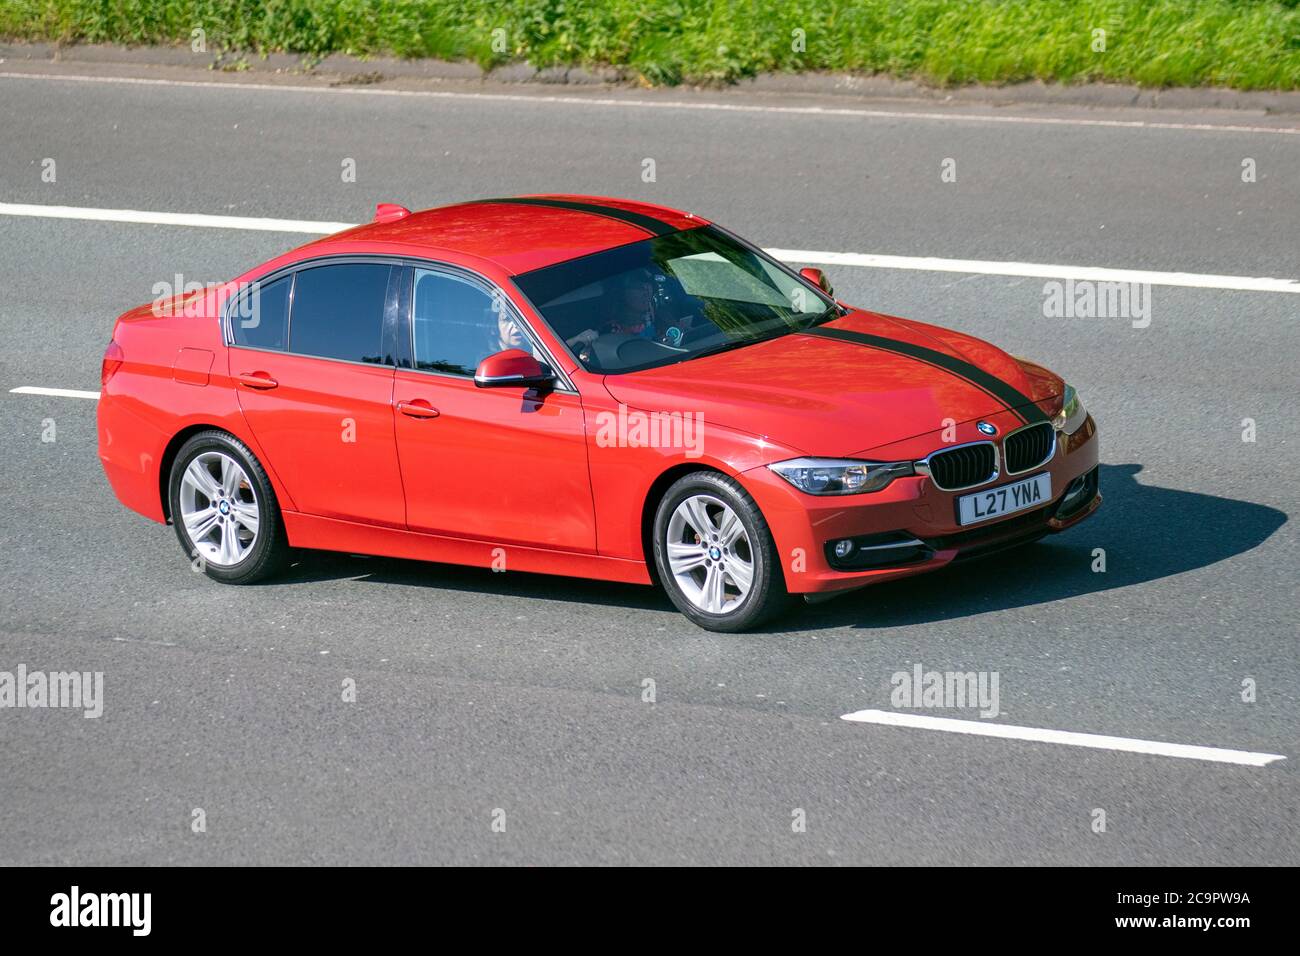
(744, 413, 1100, 594)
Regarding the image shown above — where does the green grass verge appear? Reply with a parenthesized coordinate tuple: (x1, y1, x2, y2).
(3, 0, 1299, 90)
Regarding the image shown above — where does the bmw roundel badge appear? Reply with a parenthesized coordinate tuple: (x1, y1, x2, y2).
(977, 421, 998, 436)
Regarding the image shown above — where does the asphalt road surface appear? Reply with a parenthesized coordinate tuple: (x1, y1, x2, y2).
(1, 62, 1296, 865)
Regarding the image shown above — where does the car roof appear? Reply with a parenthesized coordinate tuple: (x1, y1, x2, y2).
(300, 195, 710, 275)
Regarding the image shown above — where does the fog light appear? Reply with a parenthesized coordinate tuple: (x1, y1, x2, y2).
(834, 539, 854, 558)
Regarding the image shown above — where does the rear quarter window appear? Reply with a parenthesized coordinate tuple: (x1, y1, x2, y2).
(230, 276, 290, 351)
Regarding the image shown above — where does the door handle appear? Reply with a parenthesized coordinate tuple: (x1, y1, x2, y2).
(397, 400, 440, 419)
(236, 371, 278, 390)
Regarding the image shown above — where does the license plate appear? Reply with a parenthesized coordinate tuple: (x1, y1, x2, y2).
(957, 473, 1051, 526)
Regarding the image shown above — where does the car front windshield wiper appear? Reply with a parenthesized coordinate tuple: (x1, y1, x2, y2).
(795, 302, 842, 328)
(687, 337, 759, 362)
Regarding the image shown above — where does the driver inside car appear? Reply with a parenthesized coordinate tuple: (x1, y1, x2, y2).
(602, 268, 659, 339)
(562, 268, 662, 357)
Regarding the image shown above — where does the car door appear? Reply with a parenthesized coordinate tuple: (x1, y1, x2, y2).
(392, 266, 596, 552)
(230, 260, 408, 527)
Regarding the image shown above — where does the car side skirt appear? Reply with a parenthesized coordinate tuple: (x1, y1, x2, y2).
(281, 512, 654, 585)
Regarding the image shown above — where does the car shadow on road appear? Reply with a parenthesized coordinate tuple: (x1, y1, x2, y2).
(783, 462, 1287, 632)
(269, 463, 1285, 628)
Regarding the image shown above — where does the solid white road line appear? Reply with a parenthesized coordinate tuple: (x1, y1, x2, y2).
(4, 201, 1299, 295)
(840, 709, 1286, 767)
(2, 70, 1298, 137)
(769, 249, 1300, 294)
(9, 386, 101, 400)
(0, 201, 354, 235)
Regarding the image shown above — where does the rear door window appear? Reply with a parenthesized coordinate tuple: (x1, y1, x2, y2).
(289, 263, 398, 364)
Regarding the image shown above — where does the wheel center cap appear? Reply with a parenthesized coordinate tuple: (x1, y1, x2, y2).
(218, 500, 231, 515)
(708, 546, 722, 561)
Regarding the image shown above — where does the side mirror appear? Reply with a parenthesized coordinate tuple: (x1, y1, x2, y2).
(473, 349, 555, 390)
(799, 267, 833, 297)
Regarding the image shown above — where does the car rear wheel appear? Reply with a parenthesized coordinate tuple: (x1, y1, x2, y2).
(168, 430, 288, 584)
(652, 471, 793, 632)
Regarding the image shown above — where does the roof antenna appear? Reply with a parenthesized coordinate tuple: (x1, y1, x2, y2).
(374, 203, 411, 223)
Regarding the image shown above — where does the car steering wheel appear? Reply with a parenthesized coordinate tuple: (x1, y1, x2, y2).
(589, 332, 635, 368)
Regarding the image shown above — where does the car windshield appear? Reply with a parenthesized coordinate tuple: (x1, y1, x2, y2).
(512, 225, 837, 374)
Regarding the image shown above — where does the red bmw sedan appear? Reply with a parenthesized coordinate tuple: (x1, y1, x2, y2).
(98, 195, 1100, 631)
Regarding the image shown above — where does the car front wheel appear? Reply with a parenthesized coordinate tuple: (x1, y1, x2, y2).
(168, 430, 289, 584)
(652, 471, 793, 632)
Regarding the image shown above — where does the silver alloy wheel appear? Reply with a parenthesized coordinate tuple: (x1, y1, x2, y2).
(179, 451, 260, 567)
(665, 493, 755, 614)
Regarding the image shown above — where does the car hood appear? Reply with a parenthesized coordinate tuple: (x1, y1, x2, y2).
(600, 309, 1063, 458)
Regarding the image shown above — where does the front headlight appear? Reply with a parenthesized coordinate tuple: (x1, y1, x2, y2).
(1052, 384, 1088, 435)
(767, 458, 914, 495)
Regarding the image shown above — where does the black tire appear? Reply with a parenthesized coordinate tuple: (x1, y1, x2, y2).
(167, 430, 289, 584)
(652, 471, 795, 632)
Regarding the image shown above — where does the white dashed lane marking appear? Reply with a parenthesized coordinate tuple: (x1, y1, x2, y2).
(10, 386, 101, 400)
(841, 710, 1287, 767)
